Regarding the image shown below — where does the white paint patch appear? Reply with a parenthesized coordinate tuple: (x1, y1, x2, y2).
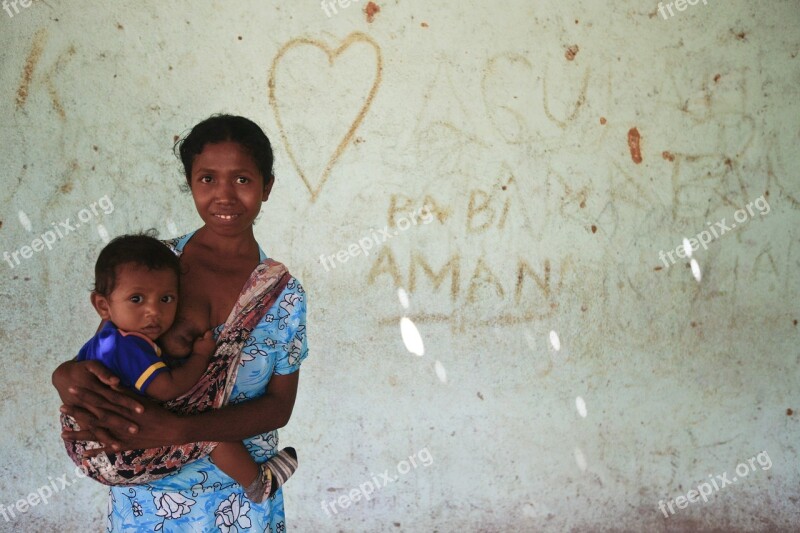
(683, 237, 693, 258)
(97, 224, 110, 243)
(574, 447, 588, 471)
(434, 360, 447, 383)
(549, 330, 561, 351)
(397, 287, 410, 309)
(18, 211, 32, 232)
(400, 317, 425, 356)
(575, 396, 587, 418)
(690, 259, 702, 282)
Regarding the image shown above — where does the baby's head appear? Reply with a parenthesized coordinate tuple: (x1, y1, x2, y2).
(90, 233, 181, 341)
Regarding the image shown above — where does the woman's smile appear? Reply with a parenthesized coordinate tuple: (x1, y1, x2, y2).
(213, 213, 242, 223)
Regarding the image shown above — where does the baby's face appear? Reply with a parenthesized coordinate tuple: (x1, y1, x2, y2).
(99, 264, 179, 340)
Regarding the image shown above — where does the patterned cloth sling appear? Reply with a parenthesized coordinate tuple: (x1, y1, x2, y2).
(61, 258, 292, 486)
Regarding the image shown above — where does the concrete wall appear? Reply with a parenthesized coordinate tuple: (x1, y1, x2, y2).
(1, 0, 798, 531)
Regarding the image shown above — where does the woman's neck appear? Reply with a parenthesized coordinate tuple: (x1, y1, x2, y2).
(192, 226, 261, 259)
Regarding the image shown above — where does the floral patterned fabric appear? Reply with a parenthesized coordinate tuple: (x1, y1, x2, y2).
(106, 230, 308, 532)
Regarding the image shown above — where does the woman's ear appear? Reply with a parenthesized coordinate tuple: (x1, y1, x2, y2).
(262, 175, 275, 202)
(90, 291, 112, 320)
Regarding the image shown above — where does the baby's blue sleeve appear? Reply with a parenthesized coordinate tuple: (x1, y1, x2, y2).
(114, 335, 168, 393)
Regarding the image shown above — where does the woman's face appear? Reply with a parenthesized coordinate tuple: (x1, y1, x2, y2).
(189, 141, 271, 236)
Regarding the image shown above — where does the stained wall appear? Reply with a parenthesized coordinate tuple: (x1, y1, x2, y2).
(0, 0, 799, 531)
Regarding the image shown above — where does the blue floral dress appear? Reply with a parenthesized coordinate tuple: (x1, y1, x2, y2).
(106, 230, 308, 532)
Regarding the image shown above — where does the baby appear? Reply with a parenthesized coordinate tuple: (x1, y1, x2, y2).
(75, 233, 297, 502)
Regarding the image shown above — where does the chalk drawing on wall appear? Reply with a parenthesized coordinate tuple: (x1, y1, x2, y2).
(16, 28, 48, 109)
(268, 32, 383, 202)
(372, 249, 571, 331)
(15, 28, 75, 120)
(409, 62, 488, 180)
(481, 52, 590, 145)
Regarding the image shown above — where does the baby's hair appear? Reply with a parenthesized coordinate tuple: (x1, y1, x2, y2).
(174, 114, 275, 191)
(94, 230, 181, 296)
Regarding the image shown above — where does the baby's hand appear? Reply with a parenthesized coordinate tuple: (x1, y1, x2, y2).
(192, 330, 217, 359)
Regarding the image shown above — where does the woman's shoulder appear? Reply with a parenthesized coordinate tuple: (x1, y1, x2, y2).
(252, 269, 305, 332)
(282, 273, 305, 300)
(271, 268, 306, 313)
(161, 230, 198, 256)
(257, 257, 304, 294)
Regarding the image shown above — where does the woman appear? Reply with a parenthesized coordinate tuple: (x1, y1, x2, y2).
(52, 114, 308, 531)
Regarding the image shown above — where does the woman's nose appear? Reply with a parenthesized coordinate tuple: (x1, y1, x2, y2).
(214, 182, 236, 203)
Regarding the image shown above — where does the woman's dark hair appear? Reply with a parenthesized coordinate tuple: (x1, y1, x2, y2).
(175, 114, 274, 190)
(94, 231, 181, 296)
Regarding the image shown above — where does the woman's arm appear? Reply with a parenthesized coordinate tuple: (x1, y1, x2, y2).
(62, 370, 299, 451)
(53, 359, 145, 449)
(60, 278, 308, 451)
(182, 371, 299, 442)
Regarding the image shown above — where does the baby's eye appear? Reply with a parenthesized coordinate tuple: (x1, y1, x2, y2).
(130, 295, 143, 303)
(199, 175, 213, 183)
(162, 295, 175, 303)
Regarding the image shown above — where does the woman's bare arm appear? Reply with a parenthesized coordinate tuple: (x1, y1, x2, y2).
(60, 370, 299, 451)
(181, 371, 299, 442)
(53, 359, 145, 449)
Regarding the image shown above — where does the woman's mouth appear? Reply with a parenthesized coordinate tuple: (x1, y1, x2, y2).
(214, 214, 240, 221)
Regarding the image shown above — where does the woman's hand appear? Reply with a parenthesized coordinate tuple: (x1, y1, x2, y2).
(82, 397, 188, 453)
(53, 360, 144, 450)
(54, 360, 190, 454)
(86, 371, 299, 453)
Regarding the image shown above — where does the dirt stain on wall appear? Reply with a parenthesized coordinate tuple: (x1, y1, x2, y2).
(628, 127, 643, 164)
(16, 28, 48, 108)
(365, 2, 380, 23)
(565, 44, 579, 61)
(46, 45, 76, 120)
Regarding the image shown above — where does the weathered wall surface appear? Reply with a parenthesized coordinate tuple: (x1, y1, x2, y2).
(1, 0, 798, 531)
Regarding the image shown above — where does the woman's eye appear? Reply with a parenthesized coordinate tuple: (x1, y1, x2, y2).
(199, 175, 212, 183)
(236, 176, 249, 184)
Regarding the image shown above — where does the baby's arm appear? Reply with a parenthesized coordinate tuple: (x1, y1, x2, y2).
(145, 331, 216, 402)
